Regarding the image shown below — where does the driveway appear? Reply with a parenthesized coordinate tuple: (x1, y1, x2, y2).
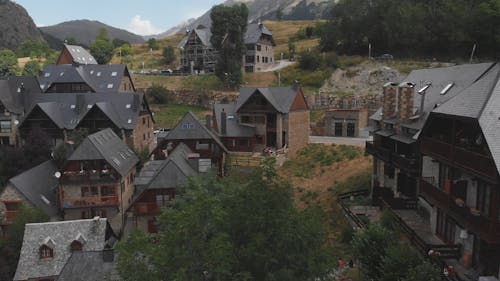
(309, 136, 369, 147)
(262, 59, 296, 72)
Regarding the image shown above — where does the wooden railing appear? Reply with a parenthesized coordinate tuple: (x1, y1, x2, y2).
(63, 195, 119, 208)
(336, 189, 370, 229)
(392, 153, 420, 174)
(365, 141, 391, 162)
(61, 171, 118, 184)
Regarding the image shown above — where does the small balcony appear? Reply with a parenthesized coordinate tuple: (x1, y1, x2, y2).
(365, 141, 391, 162)
(392, 153, 420, 174)
(62, 195, 119, 209)
(61, 170, 118, 184)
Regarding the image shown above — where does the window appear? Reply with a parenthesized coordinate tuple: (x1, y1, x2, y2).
(101, 186, 115, 196)
(334, 122, 343, 136)
(256, 135, 263, 144)
(39, 245, 53, 259)
(477, 181, 490, 216)
(111, 71, 118, 76)
(107, 84, 114, 89)
(257, 56, 260, 62)
(70, 241, 83, 252)
(81, 186, 98, 197)
(256, 45, 261, 51)
(142, 117, 146, 125)
(181, 122, 194, 129)
(0, 121, 11, 133)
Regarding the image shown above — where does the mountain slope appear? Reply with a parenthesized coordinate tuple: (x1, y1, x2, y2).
(154, 0, 332, 38)
(40, 20, 144, 47)
(0, 0, 45, 50)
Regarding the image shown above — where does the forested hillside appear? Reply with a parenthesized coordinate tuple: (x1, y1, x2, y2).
(320, 0, 500, 58)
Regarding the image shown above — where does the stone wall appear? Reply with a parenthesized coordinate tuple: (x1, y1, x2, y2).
(382, 84, 398, 120)
(287, 110, 310, 157)
(0, 185, 25, 224)
(138, 88, 239, 109)
(131, 113, 155, 152)
(398, 85, 415, 121)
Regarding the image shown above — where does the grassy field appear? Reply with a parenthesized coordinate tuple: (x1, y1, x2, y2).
(151, 104, 209, 128)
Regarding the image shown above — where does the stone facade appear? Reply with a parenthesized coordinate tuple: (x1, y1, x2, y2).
(0, 185, 25, 224)
(130, 113, 154, 152)
(382, 83, 398, 120)
(325, 109, 369, 137)
(246, 40, 274, 73)
(398, 84, 415, 121)
(287, 110, 310, 157)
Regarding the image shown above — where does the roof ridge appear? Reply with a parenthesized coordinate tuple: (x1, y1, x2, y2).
(478, 62, 500, 118)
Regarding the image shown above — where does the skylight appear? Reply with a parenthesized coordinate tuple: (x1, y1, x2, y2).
(418, 84, 431, 94)
(111, 72, 118, 77)
(87, 104, 92, 109)
(440, 83, 454, 95)
(90, 70, 94, 75)
(127, 119, 132, 124)
(44, 73, 50, 77)
(112, 158, 121, 166)
(70, 104, 76, 109)
(59, 72, 64, 76)
(126, 104, 131, 109)
(76, 49, 81, 53)
(97, 72, 101, 77)
(107, 84, 114, 89)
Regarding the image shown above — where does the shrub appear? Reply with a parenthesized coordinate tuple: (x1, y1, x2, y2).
(299, 50, 322, 71)
(146, 84, 175, 104)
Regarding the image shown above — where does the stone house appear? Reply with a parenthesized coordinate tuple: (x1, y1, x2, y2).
(325, 108, 369, 137)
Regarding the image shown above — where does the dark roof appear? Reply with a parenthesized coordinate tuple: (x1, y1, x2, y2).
(0, 75, 42, 114)
(57, 251, 118, 281)
(244, 23, 274, 45)
(236, 86, 302, 114)
(213, 103, 255, 137)
(68, 129, 139, 177)
(7, 160, 59, 217)
(375, 129, 396, 137)
(61, 44, 98, 65)
(21, 92, 147, 130)
(164, 111, 229, 152)
(39, 64, 130, 93)
(14, 218, 112, 281)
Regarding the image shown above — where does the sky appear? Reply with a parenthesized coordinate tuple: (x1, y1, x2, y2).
(14, 0, 226, 35)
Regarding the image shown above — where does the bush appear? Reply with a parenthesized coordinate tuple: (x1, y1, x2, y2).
(323, 52, 339, 69)
(380, 245, 420, 281)
(162, 46, 175, 64)
(299, 50, 322, 71)
(148, 38, 159, 50)
(22, 60, 40, 77)
(146, 84, 175, 104)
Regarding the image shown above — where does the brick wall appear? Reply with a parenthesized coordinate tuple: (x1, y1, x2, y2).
(398, 85, 415, 121)
(287, 110, 310, 157)
(382, 84, 398, 120)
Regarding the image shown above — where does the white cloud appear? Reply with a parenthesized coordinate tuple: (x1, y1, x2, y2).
(127, 15, 163, 36)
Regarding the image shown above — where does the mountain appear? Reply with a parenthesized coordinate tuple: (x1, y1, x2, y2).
(0, 0, 45, 50)
(153, 0, 333, 39)
(40, 20, 144, 47)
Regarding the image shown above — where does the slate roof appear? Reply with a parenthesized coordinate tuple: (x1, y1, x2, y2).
(57, 251, 119, 281)
(244, 23, 274, 45)
(21, 92, 147, 130)
(178, 27, 213, 49)
(61, 44, 98, 65)
(0, 75, 42, 114)
(236, 86, 302, 114)
(7, 160, 59, 217)
(14, 218, 114, 281)
(67, 129, 139, 177)
(39, 64, 131, 93)
(164, 111, 229, 152)
(213, 103, 256, 137)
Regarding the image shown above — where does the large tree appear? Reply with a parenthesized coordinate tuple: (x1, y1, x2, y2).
(117, 159, 333, 281)
(0, 50, 18, 76)
(90, 28, 114, 64)
(210, 4, 248, 89)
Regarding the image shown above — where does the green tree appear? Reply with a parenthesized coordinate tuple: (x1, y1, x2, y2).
(210, 4, 248, 89)
(148, 38, 159, 51)
(0, 50, 18, 76)
(299, 50, 322, 71)
(16, 40, 51, 58)
(22, 60, 41, 77)
(112, 38, 130, 49)
(379, 245, 420, 281)
(90, 39, 114, 64)
(352, 223, 397, 280)
(276, 7, 284, 20)
(287, 40, 296, 59)
(64, 37, 78, 45)
(96, 28, 110, 41)
(146, 84, 174, 104)
(120, 43, 134, 57)
(402, 261, 442, 281)
(162, 46, 175, 64)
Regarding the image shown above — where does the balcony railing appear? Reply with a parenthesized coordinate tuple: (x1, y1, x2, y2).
(392, 153, 420, 174)
(421, 138, 497, 180)
(419, 178, 500, 243)
(62, 195, 119, 208)
(133, 202, 162, 216)
(61, 170, 118, 183)
(365, 141, 391, 162)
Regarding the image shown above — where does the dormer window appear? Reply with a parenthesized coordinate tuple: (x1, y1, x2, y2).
(70, 240, 83, 252)
(39, 245, 53, 259)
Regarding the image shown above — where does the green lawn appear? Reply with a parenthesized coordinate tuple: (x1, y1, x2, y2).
(151, 104, 209, 129)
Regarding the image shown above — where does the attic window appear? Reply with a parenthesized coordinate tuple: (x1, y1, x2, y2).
(127, 118, 132, 124)
(181, 122, 194, 129)
(107, 84, 114, 89)
(39, 245, 53, 259)
(59, 72, 64, 76)
(44, 73, 51, 77)
(70, 105, 76, 109)
(111, 72, 118, 77)
(87, 104, 92, 109)
(97, 72, 102, 77)
(126, 104, 131, 109)
(70, 240, 83, 252)
(76, 49, 81, 53)
(90, 70, 94, 75)
(440, 83, 454, 95)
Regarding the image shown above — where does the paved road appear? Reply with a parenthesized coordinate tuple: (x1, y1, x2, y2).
(263, 59, 296, 72)
(309, 136, 369, 147)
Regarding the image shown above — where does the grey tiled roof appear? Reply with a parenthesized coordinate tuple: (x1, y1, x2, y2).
(8, 160, 59, 217)
(14, 218, 113, 281)
(21, 92, 147, 130)
(39, 64, 130, 93)
(57, 251, 119, 281)
(62, 44, 98, 65)
(236, 86, 302, 114)
(213, 103, 255, 137)
(244, 23, 274, 45)
(177, 27, 213, 49)
(164, 111, 229, 152)
(68, 129, 139, 177)
(0, 76, 41, 114)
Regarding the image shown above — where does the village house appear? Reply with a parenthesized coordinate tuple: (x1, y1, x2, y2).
(178, 22, 275, 74)
(366, 62, 500, 280)
(0, 75, 41, 146)
(212, 85, 309, 157)
(14, 218, 116, 281)
(324, 108, 369, 137)
(56, 44, 98, 66)
(0, 160, 60, 236)
(58, 129, 138, 232)
(126, 142, 200, 234)
(18, 92, 155, 151)
(154, 111, 229, 176)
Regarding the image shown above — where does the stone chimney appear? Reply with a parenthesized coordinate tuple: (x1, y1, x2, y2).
(382, 82, 398, 120)
(220, 109, 227, 135)
(398, 82, 415, 121)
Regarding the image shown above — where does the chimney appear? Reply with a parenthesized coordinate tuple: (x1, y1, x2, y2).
(220, 109, 227, 135)
(418, 84, 430, 116)
(102, 249, 114, 262)
(205, 115, 212, 129)
(382, 82, 398, 121)
(397, 82, 415, 121)
(258, 20, 263, 29)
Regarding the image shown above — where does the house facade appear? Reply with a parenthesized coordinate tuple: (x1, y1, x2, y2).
(243, 23, 275, 73)
(366, 62, 500, 279)
(212, 85, 309, 157)
(325, 108, 369, 137)
(59, 129, 138, 232)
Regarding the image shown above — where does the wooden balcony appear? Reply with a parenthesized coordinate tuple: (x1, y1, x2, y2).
(421, 137, 498, 181)
(61, 171, 118, 184)
(419, 178, 500, 243)
(365, 141, 391, 162)
(392, 153, 420, 174)
(133, 202, 162, 216)
(62, 195, 119, 209)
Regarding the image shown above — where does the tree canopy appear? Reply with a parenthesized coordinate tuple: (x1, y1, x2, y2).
(117, 159, 333, 281)
(0, 50, 18, 76)
(210, 4, 248, 89)
(90, 28, 114, 64)
(320, 0, 500, 58)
